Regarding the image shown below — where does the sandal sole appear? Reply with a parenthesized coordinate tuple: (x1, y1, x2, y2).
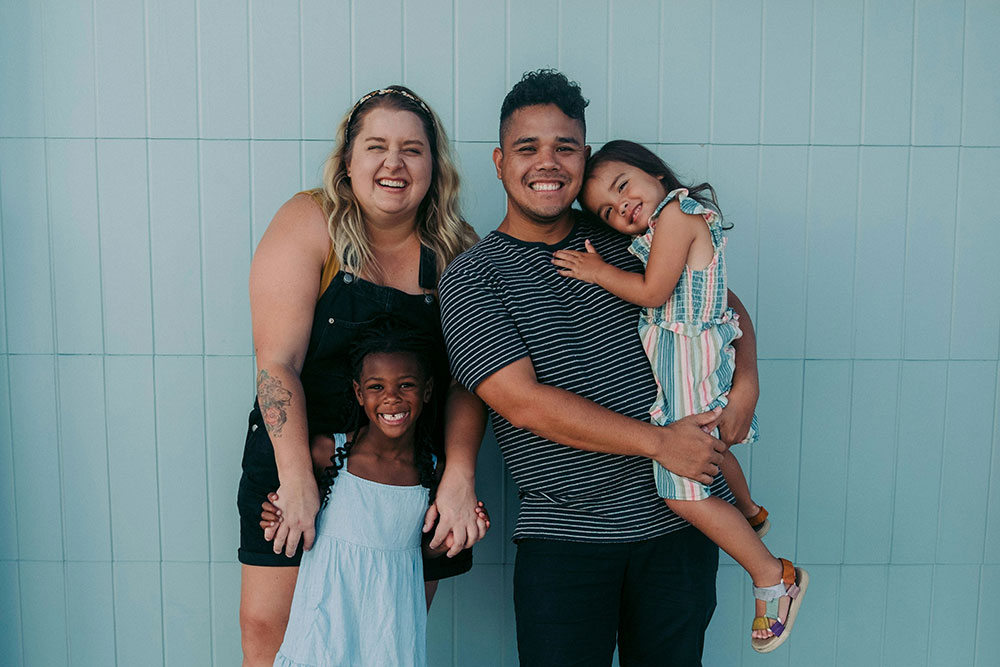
(751, 567, 809, 654)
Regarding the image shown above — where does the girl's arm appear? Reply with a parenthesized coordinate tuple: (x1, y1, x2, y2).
(249, 194, 331, 558)
(551, 201, 699, 308)
(423, 382, 488, 557)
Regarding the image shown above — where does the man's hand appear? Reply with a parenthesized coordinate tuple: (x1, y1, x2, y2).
(269, 476, 320, 558)
(653, 409, 726, 485)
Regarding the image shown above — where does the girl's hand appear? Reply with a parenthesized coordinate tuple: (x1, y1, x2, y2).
(475, 500, 491, 533)
(260, 492, 282, 541)
(270, 476, 320, 558)
(717, 384, 758, 446)
(424, 470, 484, 558)
(551, 240, 609, 284)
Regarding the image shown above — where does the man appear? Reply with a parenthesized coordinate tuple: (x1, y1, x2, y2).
(439, 70, 760, 665)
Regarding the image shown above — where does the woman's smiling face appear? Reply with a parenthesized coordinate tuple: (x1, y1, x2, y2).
(347, 107, 433, 226)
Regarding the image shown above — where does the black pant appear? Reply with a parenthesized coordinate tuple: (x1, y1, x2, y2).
(513, 527, 718, 666)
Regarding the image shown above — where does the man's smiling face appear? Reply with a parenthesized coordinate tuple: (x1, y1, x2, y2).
(493, 104, 588, 231)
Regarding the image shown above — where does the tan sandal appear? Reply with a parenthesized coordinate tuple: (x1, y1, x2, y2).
(751, 557, 808, 653)
(747, 505, 770, 538)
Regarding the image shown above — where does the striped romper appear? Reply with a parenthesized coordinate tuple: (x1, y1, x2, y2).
(630, 189, 760, 501)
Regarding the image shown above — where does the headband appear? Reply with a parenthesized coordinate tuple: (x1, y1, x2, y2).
(347, 88, 436, 133)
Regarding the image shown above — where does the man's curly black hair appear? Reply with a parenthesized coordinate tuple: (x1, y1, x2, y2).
(315, 316, 438, 507)
(499, 68, 589, 144)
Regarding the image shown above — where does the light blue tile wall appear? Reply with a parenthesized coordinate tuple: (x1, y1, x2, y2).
(0, 1, 996, 665)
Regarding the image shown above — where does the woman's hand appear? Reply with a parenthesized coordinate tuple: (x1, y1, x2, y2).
(423, 501, 490, 559)
(552, 240, 609, 284)
(716, 383, 758, 446)
(423, 470, 486, 557)
(269, 476, 320, 558)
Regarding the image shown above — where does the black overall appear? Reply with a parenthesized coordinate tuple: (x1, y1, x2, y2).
(237, 245, 472, 579)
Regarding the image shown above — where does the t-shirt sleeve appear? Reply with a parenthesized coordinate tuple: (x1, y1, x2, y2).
(438, 260, 529, 393)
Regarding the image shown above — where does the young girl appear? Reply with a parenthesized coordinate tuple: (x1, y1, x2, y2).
(552, 140, 807, 653)
(263, 321, 480, 667)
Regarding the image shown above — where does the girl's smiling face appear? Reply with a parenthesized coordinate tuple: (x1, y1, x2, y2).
(353, 351, 432, 439)
(581, 160, 668, 235)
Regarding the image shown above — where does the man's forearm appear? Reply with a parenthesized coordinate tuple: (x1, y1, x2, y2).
(728, 290, 760, 398)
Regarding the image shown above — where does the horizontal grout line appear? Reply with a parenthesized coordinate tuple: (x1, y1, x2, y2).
(1, 353, 998, 362)
(0, 136, 998, 149)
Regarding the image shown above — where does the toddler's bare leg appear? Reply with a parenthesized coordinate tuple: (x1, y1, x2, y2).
(667, 496, 782, 639)
(719, 450, 759, 518)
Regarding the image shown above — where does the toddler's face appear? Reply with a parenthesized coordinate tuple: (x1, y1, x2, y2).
(582, 161, 668, 235)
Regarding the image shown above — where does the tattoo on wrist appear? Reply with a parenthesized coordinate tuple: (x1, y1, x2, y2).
(258, 369, 292, 437)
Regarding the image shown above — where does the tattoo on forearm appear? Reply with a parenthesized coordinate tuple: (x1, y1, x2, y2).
(257, 369, 292, 438)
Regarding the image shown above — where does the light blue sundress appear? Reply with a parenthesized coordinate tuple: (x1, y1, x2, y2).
(274, 433, 430, 667)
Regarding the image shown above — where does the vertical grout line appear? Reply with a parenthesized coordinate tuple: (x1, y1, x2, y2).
(707, 0, 715, 145)
(400, 0, 406, 84)
(957, 0, 968, 148)
(946, 146, 961, 358)
(299, 0, 305, 141)
(193, 3, 215, 647)
(859, 0, 869, 146)
(39, 2, 72, 659)
(247, 0, 254, 143)
(972, 367, 1000, 667)
(349, 0, 356, 99)
(655, 0, 662, 144)
(91, 0, 100, 139)
(931, 360, 950, 572)
(0, 123, 27, 666)
(505, 0, 510, 94)
(451, 0, 457, 141)
(556, 0, 562, 70)
(195, 0, 203, 140)
(909, 0, 918, 147)
(299, 0, 306, 188)
(840, 359, 855, 567)
(756, 0, 764, 146)
(849, 143, 861, 360)
(807, 0, 816, 145)
(925, 563, 937, 667)
(141, 0, 166, 649)
(605, 0, 612, 139)
(90, 0, 116, 651)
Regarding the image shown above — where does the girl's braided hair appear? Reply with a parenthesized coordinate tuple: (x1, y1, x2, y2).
(316, 317, 439, 507)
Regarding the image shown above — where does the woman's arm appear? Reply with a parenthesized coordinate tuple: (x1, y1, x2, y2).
(423, 382, 488, 557)
(249, 194, 331, 558)
(717, 290, 760, 446)
(551, 202, 699, 308)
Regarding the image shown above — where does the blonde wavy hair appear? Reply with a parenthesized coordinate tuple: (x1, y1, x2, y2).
(314, 86, 477, 281)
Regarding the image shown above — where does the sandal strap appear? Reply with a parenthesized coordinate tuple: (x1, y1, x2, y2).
(747, 506, 769, 527)
(779, 557, 795, 586)
(753, 559, 801, 602)
(753, 581, 787, 602)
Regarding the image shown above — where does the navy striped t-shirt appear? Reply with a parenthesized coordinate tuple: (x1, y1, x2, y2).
(439, 212, 733, 543)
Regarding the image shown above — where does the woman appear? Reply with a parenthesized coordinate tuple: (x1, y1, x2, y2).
(237, 86, 486, 666)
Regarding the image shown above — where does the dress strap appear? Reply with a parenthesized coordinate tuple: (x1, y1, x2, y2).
(418, 244, 439, 291)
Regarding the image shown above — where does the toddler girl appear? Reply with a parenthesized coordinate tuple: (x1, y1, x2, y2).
(552, 140, 807, 653)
